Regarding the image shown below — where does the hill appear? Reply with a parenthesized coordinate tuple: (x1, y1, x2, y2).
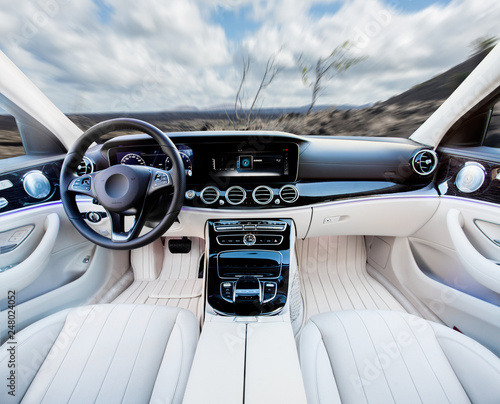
(272, 48, 493, 138)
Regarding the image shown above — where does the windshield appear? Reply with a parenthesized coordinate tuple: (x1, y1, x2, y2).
(1, 0, 499, 150)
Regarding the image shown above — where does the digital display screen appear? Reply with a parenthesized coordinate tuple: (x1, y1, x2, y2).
(210, 149, 291, 177)
(108, 145, 193, 171)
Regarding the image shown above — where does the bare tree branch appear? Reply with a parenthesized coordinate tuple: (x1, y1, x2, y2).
(247, 52, 283, 125)
(234, 56, 250, 124)
(299, 41, 366, 114)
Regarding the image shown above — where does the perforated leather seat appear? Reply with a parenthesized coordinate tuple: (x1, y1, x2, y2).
(0, 304, 199, 404)
(299, 310, 500, 404)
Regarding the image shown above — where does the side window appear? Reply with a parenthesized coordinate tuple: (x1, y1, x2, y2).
(483, 103, 500, 148)
(0, 108, 25, 159)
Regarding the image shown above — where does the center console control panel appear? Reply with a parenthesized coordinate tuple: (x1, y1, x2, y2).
(206, 219, 292, 316)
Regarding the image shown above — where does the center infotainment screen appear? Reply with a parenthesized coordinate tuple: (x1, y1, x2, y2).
(209, 143, 298, 179)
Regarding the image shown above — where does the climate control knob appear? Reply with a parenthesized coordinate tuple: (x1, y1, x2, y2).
(243, 234, 256, 246)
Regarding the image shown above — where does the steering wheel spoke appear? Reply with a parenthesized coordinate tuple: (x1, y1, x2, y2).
(108, 210, 147, 243)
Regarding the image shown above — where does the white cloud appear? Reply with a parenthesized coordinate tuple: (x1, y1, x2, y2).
(233, 0, 500, 107)
(0, 0, 499, 112)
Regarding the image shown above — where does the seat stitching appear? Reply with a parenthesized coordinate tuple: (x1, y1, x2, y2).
(37, 307, 95, 404)
(120, 306, 177, 402)
(396, 312, 453, 404)
(86, 305, 135, 403)
(376, 312, 424, 403)
(169, 311, 185, 402)
(313, 334, 322, 404)
(9, 320, 64, 351)
(314, 313, 370, 404)
(353, 311, 397, 404)
(118, 305, 157, 403)
(149, 309, 183, 402)
(66, 305, 121, 403)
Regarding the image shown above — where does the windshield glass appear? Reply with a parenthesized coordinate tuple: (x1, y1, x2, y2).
(1, 0, 499, 145)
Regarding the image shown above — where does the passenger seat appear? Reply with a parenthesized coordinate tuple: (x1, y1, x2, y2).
(299, 310, 500, 403)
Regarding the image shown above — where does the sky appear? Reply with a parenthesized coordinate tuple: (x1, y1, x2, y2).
(0, 0, 499, 113)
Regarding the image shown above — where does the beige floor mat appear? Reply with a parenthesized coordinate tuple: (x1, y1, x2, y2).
(114, 238, 205, 320)
(297, 236, 406, 322)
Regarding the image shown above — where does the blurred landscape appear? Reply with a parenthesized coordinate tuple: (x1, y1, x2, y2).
(0, 48, 492, 159)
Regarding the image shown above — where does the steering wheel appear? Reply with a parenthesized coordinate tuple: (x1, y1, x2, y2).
(60, 118, 186, 250)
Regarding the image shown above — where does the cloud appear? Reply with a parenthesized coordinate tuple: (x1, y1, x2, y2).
(234, 0, 500, 106)
(0, 0, 499, 112)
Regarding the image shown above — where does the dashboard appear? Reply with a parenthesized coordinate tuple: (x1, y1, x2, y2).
(0, 130, 440, 215)
(89, 131, 438, 210)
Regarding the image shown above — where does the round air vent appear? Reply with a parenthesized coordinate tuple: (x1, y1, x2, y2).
(411, 150, 438, 176)
(200, 186, 220, 204)
(76, 156, 95, 176)
(252, 185, 273, 205)
(279, 185, 299, 203)
(225, 186, 246, 205)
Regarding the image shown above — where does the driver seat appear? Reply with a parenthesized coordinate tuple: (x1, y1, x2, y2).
(0, 304, 199, 403)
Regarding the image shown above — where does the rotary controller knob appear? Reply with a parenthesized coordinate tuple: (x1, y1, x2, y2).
(243, 234, 256, 246)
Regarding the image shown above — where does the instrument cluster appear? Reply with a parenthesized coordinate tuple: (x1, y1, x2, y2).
(108, 145, 193, 176)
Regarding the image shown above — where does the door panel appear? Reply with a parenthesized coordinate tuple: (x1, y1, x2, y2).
(0, 157, 129, 343)
(0, 212, 60, 296)
(447, 208, 500, 294)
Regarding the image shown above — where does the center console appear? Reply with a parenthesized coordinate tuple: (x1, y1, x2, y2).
(206, 219, 293, 316)
(185, 219, 306, 403)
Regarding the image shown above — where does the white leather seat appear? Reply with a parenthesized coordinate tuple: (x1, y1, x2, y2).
(0, 304, 199, 404)
(299, 310, 500, 404)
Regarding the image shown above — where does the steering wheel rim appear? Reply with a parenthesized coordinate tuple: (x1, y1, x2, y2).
(60, 118, 186, 250)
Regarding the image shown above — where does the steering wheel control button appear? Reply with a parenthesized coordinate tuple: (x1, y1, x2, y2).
(70, 176, 92, 192)
(152, 171, 170, 189)
(23, 171, 51, 199)
(243, 233, 257, 246)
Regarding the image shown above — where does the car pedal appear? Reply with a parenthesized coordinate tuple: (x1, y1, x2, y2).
(168, 237, 192, 254)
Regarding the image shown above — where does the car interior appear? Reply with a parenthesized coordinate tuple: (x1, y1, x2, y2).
(1, 42, 500, 403)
